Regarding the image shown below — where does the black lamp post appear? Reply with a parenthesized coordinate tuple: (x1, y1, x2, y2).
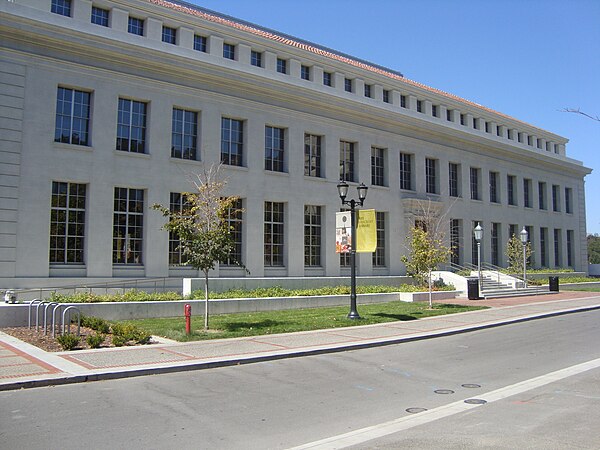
(520, 227, 528, 288)
(473, 223, 483, 292)
(337, 180, 368, 319)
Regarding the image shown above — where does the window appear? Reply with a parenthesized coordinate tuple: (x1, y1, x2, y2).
(565, 187, 573, 214)
(54, 87, 91, 146)
(113, 188, 144, 264)
(344, 78, 353, 93)
(323, 71, 332, 87)
(523, 179, 532, 208)
(91, 6, 109, 26)
(432, 105, 438, 117)
(507, 175, 516, 206)
(552, 184, 560, 212)
(489, 171, 499, 203)
(264, 202, 284, 267)
(485, 122, 490, 133)
(497, 126, 502, 137)
(537, 138, 542, 149)
(450, 219, 461, 265)
(223, 43, 235, 60)
(51, 0, 71, 16)
(364, 84, 372, 98)
(383, 90, 390, 103)
(194, 35, 207, 52)
(304, 134, 321, 177)
(416, 100, 423, 113)
(491, 222, 500, 266)
(449, 163, 460, 197)
(162, 26, 176, 44)
(50, 182, 86, 264)
(223, 198, 243, 266)
(250, 50, 263, 67)
(339, 141, 355, 182)
(300, 65, 310, 80)
(567, 230, 574, 267)
(527, 136, 533, 146)
(538, 182, 547, 210)
(472, 117, 478, 129)
(373, 212, 386, 267)
(554, 229, 562, 267)
(509, 224, 517, 240)
(171, 108, 198, 160)
(117, 98, 147, 153)
(371, 147, 385, 186)
(460, 114, 466, 126)
(540, 227, 548, 267)
(446, 109, 453, 121)
(507, 129, 514, 140)
(304, 205, 322, 267)
(221, 118, 243, 166)
(525, 226, 534, 265)
(276, 58, 287, 74)
(128, 17, 144, 36)
(399, 153, 412, 190)
(168, 193, 190, 266)
(265, 126, 285, 172)
(470, 167, 480, 201)
(426, 158, 438, 194)
(400, 95, 407, 108)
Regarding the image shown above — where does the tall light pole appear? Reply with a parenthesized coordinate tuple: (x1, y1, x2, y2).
(337, 180, 368, 319)
(520, 227, 528, 288)
(473, 223, 483, 292)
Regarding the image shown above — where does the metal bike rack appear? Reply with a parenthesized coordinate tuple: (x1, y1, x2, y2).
(35, 300, 50, 332)
(61, 306, 81, 336)
(43, 302, 59, 335)
(52, 304, 68, 337)
(28, 299, 43, 329)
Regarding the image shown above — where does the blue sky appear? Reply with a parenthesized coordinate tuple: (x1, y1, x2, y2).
(189, 0, 600, 234)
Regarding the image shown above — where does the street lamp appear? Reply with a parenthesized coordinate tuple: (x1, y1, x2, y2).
(337, 180, 368, 319)
(520, 226, 529, 288)
(473, 223, 483, 291)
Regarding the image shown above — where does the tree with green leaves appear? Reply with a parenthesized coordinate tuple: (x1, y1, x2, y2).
(505, 233, 532, 276)
(152, 165, 244, 330)
(587, 234, 600, 264)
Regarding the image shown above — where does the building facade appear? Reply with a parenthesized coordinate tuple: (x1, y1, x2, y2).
(0, 0, 591, 288)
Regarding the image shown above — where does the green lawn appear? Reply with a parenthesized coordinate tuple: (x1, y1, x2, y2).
(123, 301, 487, 342)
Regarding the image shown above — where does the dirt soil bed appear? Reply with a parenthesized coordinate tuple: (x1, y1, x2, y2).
(2, 326, 127, 352)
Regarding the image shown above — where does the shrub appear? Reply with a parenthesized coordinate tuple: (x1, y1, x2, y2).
(56, 333, 80, 351)
(111, 322, 151, 345)
(80, 315, 111, 334)
(86, 333, 105, 349)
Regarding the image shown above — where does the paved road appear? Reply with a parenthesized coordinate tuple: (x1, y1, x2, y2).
(1, 310, 599, 449)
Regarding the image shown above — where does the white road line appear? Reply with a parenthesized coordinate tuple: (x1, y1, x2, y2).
(289, 357, 600, 449)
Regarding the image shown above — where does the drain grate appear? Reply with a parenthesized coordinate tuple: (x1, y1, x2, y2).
(406, 407, 428, 414)
(464, 398, 487, 405)
(461, 383, 482, 389)
(434, 389, 455, 394)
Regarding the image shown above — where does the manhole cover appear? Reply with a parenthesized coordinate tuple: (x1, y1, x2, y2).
(461, 384, 481, 389)
(434, 389, 455, 394)
(406, 407, 428, 414)
(464, 398, 487, 405)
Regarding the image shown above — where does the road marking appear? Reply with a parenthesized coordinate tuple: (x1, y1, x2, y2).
(289, 357, 600, 449)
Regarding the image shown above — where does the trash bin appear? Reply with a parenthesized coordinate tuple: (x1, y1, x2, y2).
(549, 276, 559, 292)
(467, 278, 480, 300)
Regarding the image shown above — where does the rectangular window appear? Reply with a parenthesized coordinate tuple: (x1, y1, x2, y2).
(509, 224, 517, 240)
(91, 6, 109, 26)
(416, 100, 423, 113)
(525, 225, 534, 266)
(304, 205, 322, 267)
(540, 227, 548, 267)
(304, 134, 321, 177)
(567, 230, 574, 267)
(565, 187, 573, 214)
(194, 35, 207, 52)
(168, 193, 190, 266)
(371, 147, 385, 187)
(117, 98, 147, 153)
(372, 211, 386, 267)
(264, 201, 284, 267)
(507, 129, 513, 140)
(426, 158, 438, 194)
(221, 118, 243, 166)
(491, 222, 500, 266)
(55, 87, 91, 146)
(446, 109, 453, 121)
(251, 51, 263, 67)
(344, 78, 353, 93)
(339, 141, 355, 182)
(399, 153, 412, 190)
(223, 43, 235, 60)
(554, 229, 562, 267)
(460, 114, 466, 126)
(162, 26, 176, 44)
(50, 182, 86, 264)
(300, 65, 310, 80)
(265, 126, 285, 172)
(489, 171, 499, 203)
(472, 117, 478, 129)
(400, 95, 407, 108)
(449, 163, 460, 197)
(450, 219, 461, 265)
(113, 187, 144, 264)
(128, 17, 144, 36)
(171, 108, 198, 160)
(276, 58, 287, 74)
(523, 179, 532, 208)
(364, 84, 372, 98)
(383, 90, 390, 103)
(224, 198, 243, 266)
(485, 122, 490, 133)
(51, 0, 71, 16)
(470, 167, 480, 201)
(431, 105, 438, 117)
(323, 71, 332, 86)
(552, 184, 561, 212)
(507, 175, 516, 206)
(538, 181, 547, 210)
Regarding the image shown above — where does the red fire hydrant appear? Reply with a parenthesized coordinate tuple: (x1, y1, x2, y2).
(184, 304, 192, 335)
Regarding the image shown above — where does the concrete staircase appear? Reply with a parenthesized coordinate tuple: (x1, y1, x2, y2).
(480, 274, 550, 299)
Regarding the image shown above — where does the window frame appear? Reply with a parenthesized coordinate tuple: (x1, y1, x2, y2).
(50, 181, 86, 264)
(116, 98, 147, 154)
(171, 108, 198, 160)
(112, 187, 144, 265)
(54, 87, 91, 146)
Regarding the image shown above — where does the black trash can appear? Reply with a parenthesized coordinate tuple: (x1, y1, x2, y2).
(467, 278, 480, 300)
(549, 276, 559, 292)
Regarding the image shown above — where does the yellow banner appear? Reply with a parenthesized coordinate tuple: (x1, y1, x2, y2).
(356, 209, 377, 253)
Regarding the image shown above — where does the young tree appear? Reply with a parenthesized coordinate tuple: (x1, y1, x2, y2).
(505, 234, 532, 276)
(152, 165, 243, 330)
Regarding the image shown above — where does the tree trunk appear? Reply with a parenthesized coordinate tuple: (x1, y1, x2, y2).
(204, 270, 209, 330)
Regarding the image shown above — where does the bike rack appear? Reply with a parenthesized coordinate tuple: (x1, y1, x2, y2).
(35, 300, 49, 332)
(61, 306, 81, 336)
(51, 304, 68, 338)
(27, 299, 43, 329)
(43, 302, 59, 335)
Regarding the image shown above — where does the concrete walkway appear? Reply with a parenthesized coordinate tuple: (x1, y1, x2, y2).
(1, 291, 599, 391)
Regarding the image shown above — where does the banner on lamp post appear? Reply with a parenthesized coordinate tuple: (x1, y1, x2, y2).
(335, 211, 351, 253)
(356, 209, 377, 253)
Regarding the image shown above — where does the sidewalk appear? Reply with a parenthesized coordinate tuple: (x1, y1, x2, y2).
(2, 291, 599, 391)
